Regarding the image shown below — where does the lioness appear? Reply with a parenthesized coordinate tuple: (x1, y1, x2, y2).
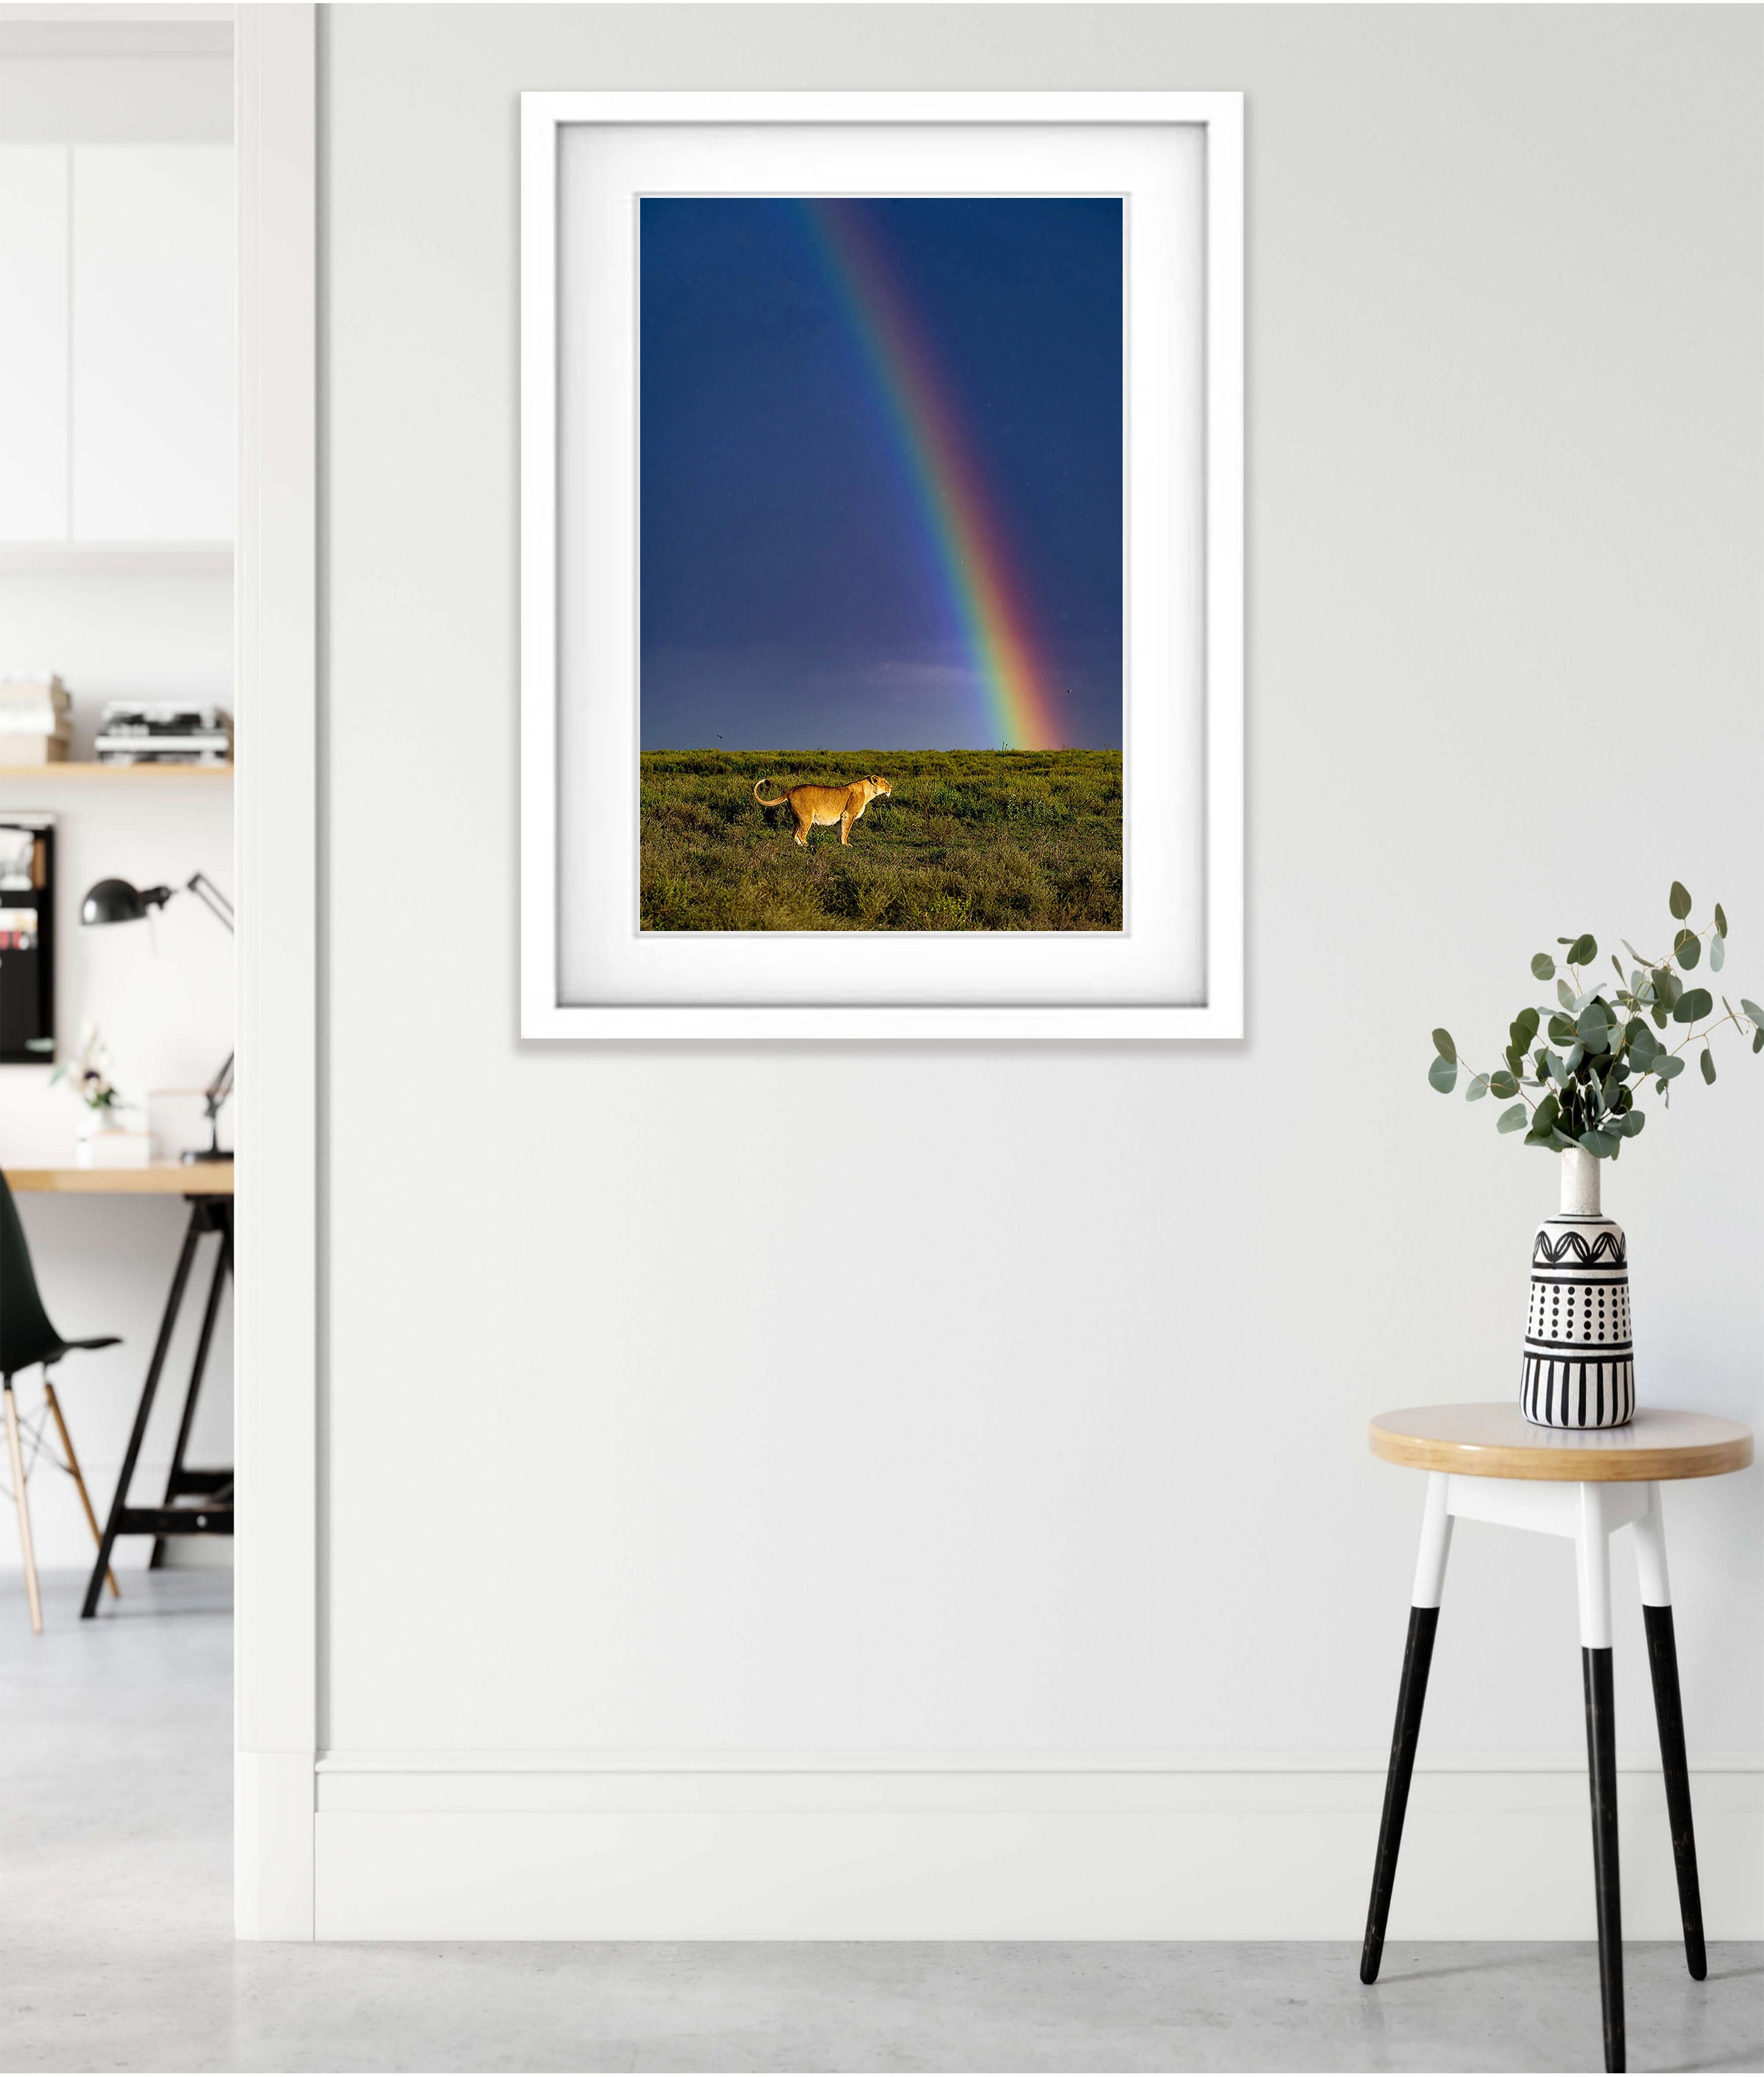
(754, 773, 892, 848)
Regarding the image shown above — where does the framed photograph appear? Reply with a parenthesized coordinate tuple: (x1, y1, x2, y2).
(522, 92, 1242, 1040)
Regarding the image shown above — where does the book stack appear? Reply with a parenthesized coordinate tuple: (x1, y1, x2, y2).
(0, 675, 71, 764)
(95, 701, 233, 767)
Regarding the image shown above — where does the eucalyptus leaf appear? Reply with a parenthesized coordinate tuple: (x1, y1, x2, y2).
(1701, 1047, 1716, 1085)
(1672, 987, 1713, 1024)
(1577, 1002, 1611, 1050)
(1710, 934, 1726, 972)
(1580, 1130, 1619, 1159)
(1548, 1013, 1578, 1045)
(1611, 955, 1625, 984)
(1620, 1110, 1646, 1137)
(1558, 979, 1577, 1012)
(1531, 953, 1556, 981)
(1755, 1029, 1763, 1054)
(1465, 1073, 1490, 1102)
(1622, 940, 1650, 968)
(1511, 1006, 1540, 1046)
(1628, 1027, 1659, 1072)
(1550, 1129, 1579, 1151)
(1533, 1092, 1561, 1135)
(1496, 1103, 1528, 1133)
(1742, 999, 1764, 1025)
(1429, 1054, 1457, 1093)
(1670, 881, 1693, 920)
(1489, 1069, 1518, 1099)
(1675, 928, 1701, 969)
(1564, 1043, 1585, 1073)
(1431, 1028, 1456, 1066)
(1523, 1128, 1555, 1148)
(1568, 933, 1597, 966)
(1657, 1052, 1686, 1081)
(1715, 903, 1727, 938)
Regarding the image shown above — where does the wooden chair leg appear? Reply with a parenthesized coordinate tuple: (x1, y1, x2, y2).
(3, 1380, 43, 1634)
(43, 1381, 119, 1599)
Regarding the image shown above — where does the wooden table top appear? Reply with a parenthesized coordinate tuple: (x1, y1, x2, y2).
(1371, 1403, 1753, 1484)
(2, 1162, 233, 1196)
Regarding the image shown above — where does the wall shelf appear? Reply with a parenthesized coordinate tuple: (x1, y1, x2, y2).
(0, 761, 232, 780)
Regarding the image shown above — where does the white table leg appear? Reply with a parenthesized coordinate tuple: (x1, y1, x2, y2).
(1576, 1483, 1616, 1649)
(1634, 1481, 1671, 1607)
(1412, 1470, 1453, 1608)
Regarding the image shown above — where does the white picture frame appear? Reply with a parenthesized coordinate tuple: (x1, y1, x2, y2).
(522, 91, 1243, 1041)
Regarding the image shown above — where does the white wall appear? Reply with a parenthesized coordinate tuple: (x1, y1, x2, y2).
(318, 5, 1763, 1935)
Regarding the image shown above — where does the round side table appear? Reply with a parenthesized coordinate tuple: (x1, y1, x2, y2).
(1361, 1403, 1752, 2075)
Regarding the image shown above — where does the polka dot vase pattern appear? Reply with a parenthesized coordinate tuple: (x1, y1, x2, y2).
(1522, 1148, 1635, 1429)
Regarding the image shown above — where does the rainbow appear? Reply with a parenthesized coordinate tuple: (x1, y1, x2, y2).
(800, 200, 1066, 752)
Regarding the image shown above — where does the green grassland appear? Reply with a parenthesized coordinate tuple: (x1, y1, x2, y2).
(640, 748, 1123, 932)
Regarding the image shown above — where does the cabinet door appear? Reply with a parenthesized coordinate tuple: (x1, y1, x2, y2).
(0, 146, 71, 542)
(71, 144, 232, 542)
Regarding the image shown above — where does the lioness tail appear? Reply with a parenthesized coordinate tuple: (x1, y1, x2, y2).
(753, 779, 789, 807)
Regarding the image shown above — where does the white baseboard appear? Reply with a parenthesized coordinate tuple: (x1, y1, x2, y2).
(311, 1751, 1764, 1941)
(238, 1749, 315, 1939)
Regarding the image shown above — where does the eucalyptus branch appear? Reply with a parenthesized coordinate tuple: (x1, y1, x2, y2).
(1429, 882, 1759, 1159)
(1663, 1010, 1746, 1059)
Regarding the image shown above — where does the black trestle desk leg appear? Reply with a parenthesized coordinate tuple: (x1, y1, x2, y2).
(1642, 1604, 1706, 1980)
(81, 1203, 203, 1618)
(148, 1224, 230, 1569)
(1584, 1644, 1625, 2073)
(1360, 1603, 1440, 1984)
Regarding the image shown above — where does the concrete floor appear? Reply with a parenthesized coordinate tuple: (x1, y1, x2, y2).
(2, 1571, 1761, 2074)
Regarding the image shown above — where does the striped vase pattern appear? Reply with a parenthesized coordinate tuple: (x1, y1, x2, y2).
(1521, 1212, 1635, 1429)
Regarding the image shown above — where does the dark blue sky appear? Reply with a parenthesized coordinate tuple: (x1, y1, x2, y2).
(640, 199, 1123, 751)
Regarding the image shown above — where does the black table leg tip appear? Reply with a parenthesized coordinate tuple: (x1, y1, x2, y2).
(1358, 1955, 1379, 1986)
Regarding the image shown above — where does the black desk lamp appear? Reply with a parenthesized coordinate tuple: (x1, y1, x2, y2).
(81, 872, 234, 1164)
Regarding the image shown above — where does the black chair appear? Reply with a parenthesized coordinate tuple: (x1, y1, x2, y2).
(1, 1169, 121, 1632)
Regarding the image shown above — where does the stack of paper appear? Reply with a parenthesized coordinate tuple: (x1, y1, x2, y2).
(0, 675, 72, 763)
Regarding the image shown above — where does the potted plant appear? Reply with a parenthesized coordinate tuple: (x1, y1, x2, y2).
(51, 1028, 128, 1167)
(1430, 884, 1760, 1429)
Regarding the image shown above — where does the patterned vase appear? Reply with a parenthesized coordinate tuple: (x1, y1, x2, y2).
(1520, 1147, 1635, 1429)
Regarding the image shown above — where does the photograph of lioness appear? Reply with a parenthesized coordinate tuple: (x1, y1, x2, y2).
(638, 196, 1125, 932)
(754, 774, 892, 848)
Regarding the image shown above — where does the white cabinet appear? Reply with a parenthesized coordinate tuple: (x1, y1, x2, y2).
(71, 145, 232, 542)
(0, 143, 231, 547)
(0, 147, 71, 541)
